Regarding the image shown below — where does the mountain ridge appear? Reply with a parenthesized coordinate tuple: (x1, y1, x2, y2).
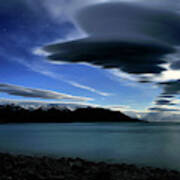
(0, 104, 146, 123)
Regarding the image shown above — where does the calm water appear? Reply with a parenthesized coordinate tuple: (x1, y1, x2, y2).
(0, 122, 180, 170)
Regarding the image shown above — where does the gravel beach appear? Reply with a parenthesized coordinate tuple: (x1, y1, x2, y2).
(0, 153, 180, 180)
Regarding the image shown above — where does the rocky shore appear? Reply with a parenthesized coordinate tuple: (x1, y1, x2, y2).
(0, 153, 180, 180)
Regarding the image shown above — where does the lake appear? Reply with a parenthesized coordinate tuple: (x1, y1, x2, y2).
(0, 122, 180, 170)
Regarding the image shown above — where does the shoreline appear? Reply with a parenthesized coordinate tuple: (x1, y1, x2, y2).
(0, 153, 180, 180)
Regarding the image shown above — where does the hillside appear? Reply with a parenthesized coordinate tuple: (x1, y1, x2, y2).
(0, 105, 144, 123)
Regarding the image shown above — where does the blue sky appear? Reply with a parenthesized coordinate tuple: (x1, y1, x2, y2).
(1, 0, 180, 120)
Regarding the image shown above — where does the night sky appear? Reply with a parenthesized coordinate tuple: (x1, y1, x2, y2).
(1, 0, 180, 121)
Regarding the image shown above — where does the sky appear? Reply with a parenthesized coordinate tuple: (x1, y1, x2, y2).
(1, 0, 180, 121)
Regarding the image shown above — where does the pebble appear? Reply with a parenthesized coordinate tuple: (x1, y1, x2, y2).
(0, 153, 180, 180)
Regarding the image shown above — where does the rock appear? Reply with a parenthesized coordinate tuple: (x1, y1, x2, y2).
(0, 153, 180, 180)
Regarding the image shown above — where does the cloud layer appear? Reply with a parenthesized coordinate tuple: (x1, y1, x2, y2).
(44, 37, 173, 75)
(44, 2, 180, 77)
(0, 98, 97, 110)
(155, 99, 176, 106)
(0, 83, 92, 101)
(159, 80, 180, 96)
(75, 2, 180, 45)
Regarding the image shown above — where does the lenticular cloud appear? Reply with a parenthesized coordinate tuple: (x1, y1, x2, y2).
(44, 2, 180, 76)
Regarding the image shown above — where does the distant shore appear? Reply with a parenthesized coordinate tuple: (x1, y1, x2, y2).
(0, 105, 145, 123)
(0, 153, 180, 180)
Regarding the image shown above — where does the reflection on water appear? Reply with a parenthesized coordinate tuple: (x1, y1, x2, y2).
(0, 122, 180, 170)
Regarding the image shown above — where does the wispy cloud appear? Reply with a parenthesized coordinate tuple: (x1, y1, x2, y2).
(0, 83, 92, 102)
(149, 106, 180, 112)
(68, 81, 112, 96)
(109, 69, 138, 82)
(0, 98, 98, 110)
(24, 54, 112, 97)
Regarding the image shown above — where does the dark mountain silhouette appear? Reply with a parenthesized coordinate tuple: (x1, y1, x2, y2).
(0, 104, 144, 123)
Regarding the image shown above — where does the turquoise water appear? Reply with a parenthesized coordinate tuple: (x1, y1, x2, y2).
(0, 122, 180, 170)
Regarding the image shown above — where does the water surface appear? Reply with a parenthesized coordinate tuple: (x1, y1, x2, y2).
(0, 122, 180, 170)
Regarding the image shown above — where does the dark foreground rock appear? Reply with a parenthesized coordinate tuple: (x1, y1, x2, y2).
(0, 153, 179, 180)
